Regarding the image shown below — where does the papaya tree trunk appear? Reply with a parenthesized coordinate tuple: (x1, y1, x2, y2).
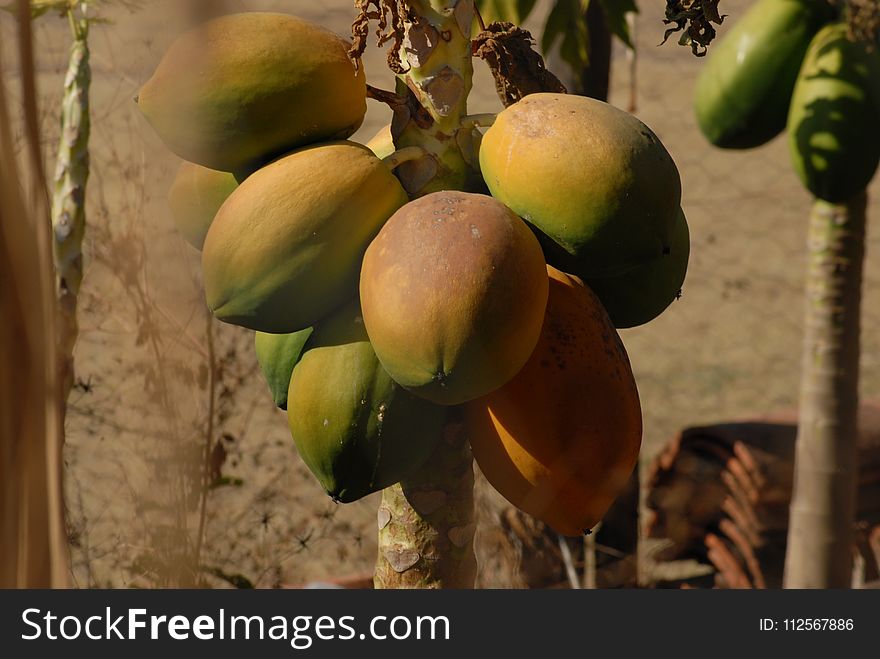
(783, 192, 867, 588)
(52, 13, 91, 403)
(373, 0, 478, 589)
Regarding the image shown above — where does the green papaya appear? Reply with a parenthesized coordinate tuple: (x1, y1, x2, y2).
(479, 93, 681, 278)
(788, 23, 880, 202)
(202, 141, 408, 334)
(694, 0, 833, 149)
(586, 209, 690, 329)
(287, 301, 446, 503)
(137, 12, 367, 173)
(255, 329, 313, 410)
(167, 161, 237, 251)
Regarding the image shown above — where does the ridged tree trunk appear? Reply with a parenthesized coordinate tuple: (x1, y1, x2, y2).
(373, 0, 478, 589)
(783, 192, 867, 588)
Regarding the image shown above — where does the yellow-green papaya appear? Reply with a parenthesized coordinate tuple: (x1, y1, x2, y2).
(479, 93, 681, 278)
(287, 301, 446, 503)
(365, 124, 395, 160)
(694, 0, 833, 149)
(359, 191, 549, 406)
(465, 266, 642, 537)
(137, 12, 367, 173)
(255, 328, 313, 410)
(202, 141, 408, 334)
(788, 23, 880, 202)
(167, 161, 238, 250)
(586, 209, 690, 329)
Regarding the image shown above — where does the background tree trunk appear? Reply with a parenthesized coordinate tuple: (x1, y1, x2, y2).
(784, 193, 867, 588)
(0, 4, 69, 588)
(52, 12, 91, 404)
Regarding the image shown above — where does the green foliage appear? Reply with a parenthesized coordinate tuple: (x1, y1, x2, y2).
(478, 0, 538, 24)
(477, 0, 637, 74)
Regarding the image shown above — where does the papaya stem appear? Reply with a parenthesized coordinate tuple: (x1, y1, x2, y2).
(372, 0, 479, 589)
(366, 83, 409, 107)
(374, 411, 476, 588)
(382, 146, 429, 170)
(384, 0, 483, 197)
(462, 112, 496, 128)
(52, 7, 90, 403)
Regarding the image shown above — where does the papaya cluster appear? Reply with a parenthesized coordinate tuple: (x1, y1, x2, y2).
(694, 0, 880, 202)
(140, 11, 687, 536)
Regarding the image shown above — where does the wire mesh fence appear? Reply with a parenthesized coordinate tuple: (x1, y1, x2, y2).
(2, 0, 878, 588)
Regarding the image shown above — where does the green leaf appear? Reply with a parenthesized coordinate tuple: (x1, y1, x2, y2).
(542, 0, 591, 73)
(476, 0, 538, 25)
(598, 0, 638, 50)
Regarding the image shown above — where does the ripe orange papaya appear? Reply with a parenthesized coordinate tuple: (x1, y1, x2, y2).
(788, 23, 880, 202)
(465, 266, 642, 536)
(479, 93, 681, 278)
(586, 208, 690, 329)
(167, 161, 237, 250)
(359, 191, 548, 405)
(287, 300, 446, 503)
(202, 141, 408, 334)
(137, 12, 366, 173)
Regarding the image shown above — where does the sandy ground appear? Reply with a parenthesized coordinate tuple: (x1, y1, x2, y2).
(2, 0, 879, 587)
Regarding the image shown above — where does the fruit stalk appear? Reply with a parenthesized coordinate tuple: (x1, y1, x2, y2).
(51, 9, 90, 401)
(783, 192, 866, 588)
(373, 0, 478, 589)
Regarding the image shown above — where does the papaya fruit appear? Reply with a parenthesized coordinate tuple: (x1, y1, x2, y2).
(137, 12, 367, 173)
(202, 141, 408, 334)
(465, 266, 642, 537)
(694, 0, 833, 149)
(255, 328, 313, 410)
(586, 209, 690, 329)
(479, 93, 681, 278)
(287, 300, 446, 503)
(167, 161, 237, 251)
(360, 191, 548, 406)
(365, 124, 395, 160)
(788, 23, 880, 203)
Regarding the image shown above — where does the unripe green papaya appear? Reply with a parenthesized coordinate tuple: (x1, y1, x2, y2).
(255, 328, 313, 410)
(694, 0, 833, 149)
(202, 141, 408, 334)
(788, 23, 880, 202)
(137, 12, 367, 173)
(587, 209, 690, 329)
(360, 191, 549, 406)
(287, 301, 446, 503)
(167, 161, 237, 251)
(479, 93, 681, 278)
